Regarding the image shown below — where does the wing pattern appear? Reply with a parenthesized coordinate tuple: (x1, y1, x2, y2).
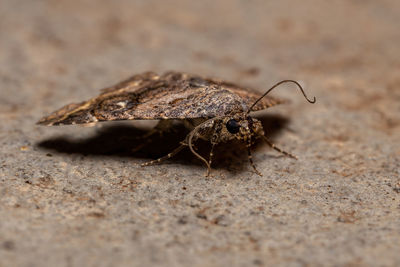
(38, 71, 285, 126)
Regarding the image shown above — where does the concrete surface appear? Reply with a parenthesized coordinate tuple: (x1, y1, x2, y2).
(1, 0, 400, 266)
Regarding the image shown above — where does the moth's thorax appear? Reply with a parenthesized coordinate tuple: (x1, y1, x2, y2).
(186, 114, 264, 143)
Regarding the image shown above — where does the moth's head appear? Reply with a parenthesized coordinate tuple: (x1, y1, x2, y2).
(223, 115, 264, 142)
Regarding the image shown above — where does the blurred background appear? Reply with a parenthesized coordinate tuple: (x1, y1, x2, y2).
(0, 0, 399, 266)
(1, 0, 399, 132)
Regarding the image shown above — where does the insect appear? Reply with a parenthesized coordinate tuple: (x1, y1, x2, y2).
(37, 71, 315, 176)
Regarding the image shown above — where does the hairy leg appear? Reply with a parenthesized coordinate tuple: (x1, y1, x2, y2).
(141, 142, 187, 167)
(131, 120, 174, 153)
(206, 143, 216, 177)
(246, 138, 262, 176)
(262, 135, 298, 159)
(134, 120, 174, 140)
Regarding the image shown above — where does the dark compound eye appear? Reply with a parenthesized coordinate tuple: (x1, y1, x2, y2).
(226, 119, 240, 134)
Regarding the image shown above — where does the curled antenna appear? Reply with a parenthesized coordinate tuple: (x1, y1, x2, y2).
(187, 117, 217, 176)
(187, 115, 225, 176)
(246, 80, 316, 114)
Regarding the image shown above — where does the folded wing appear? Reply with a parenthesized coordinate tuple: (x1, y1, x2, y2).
(37, 71, 285, 126)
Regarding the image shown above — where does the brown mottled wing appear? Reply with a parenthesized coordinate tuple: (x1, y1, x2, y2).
(37, 71, 285, 126)
(38, 72, 239, 125)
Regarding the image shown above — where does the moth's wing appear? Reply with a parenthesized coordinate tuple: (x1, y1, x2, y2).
(37, 72, 248, 126)
(37, 71, 160, 126)
(207, 79, 287, 112)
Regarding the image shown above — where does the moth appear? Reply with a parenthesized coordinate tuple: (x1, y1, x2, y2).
(37, 71, 315, 176)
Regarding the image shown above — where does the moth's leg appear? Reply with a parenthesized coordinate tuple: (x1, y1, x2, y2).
(140, 142, 187, 167)
(186, 117, 223, 176)
(187, 128, 211, 176)
(247, 142, 262, 176)
(131, 120, 174, 153)
(133, 120, 174, 140)
(206, 143, 216, 177)
(262, 136, 298, 159)
(204, 119, 224, 176)
(204, 121, 223, 176)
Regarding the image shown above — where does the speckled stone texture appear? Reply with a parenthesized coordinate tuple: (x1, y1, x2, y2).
(0, 0, 399, 266)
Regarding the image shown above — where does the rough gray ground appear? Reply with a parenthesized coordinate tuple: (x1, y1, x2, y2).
(1, 0, 399, 266)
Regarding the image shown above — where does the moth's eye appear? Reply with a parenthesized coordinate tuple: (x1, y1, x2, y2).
(226, 119, 240, 134)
